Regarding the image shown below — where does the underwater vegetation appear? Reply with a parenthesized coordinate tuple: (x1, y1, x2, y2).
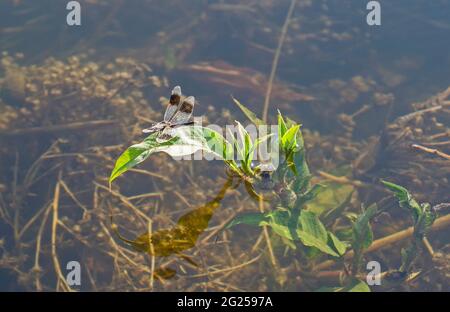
(1, 53, 449, 291)
(109, 92, 450, 291)
(1, 0, 450, 292)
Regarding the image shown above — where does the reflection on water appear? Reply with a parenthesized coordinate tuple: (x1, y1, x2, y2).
(0, 0, 449, 291)
(112, 177, 233, 258)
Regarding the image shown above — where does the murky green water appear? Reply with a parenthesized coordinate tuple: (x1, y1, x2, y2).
(0, 0, 449, 291)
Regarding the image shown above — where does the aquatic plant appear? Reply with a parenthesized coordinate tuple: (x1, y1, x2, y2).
(382, 181, 437, 273)
(1, 52, 449, 291)
(109, 97, 352, 282)
(222, 103, 348, 258)
(109, 95, 448, 291)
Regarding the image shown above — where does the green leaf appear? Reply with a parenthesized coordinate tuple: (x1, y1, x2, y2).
(382, 180, 436, 267)
(306, 182, 354, 217)
(277, 111, 288, 138)
(225, 210, 296, 240)
(226, 209, 341, 257)
(295, 230, 339, 257)
(290, 121, 311, 192)
(315, 286, 344, 292)
(110, 126, 235, 184)
(321, 188, 354, 225)
(250, 133, 274, 156)
(381, 181, 436, 236)
(297, 210, 341, 257)
(225, 213, 268, 229)
(415, 203, 436, 236)
(281, 125, 300, 151)
(232, 97, 264, 126)
(280, 125, 300, 175)
(343, 279, 371, 292)
(234, 121, 254, 174)
(109, 133, 178, 184)
(381, 180, 421, 222)
(315, 279, 370, 292)
(266, 211, 297, 241)
(334, 227, 354, 242)
(299, 210, 328, 243)
(296, 184, 325, 206)
(328, 231, 348, 256)
(352, 203, 377, 251)
(235, 121, 249, 158)
(177, 125, 235, 160)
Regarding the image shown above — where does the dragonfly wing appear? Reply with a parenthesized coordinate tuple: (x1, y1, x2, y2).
(163, 86, 182, 122)
(142, 128, 156, 134)
(156, 127, 176, 142)
(142, 122, 165, 133)
(170, 96, 195, 125)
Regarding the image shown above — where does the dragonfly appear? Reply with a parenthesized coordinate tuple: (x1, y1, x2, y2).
(142, 86, 195, 141)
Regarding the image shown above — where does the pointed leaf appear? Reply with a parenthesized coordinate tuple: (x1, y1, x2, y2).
(225, 213, 268, 229)
(109, 133, 177, 184)
(352, 203, 377, 251)
(232, 97, 264, 126)
(381, 180, 421, 222)
(110, 126, 235, 184)
(277, 111, 288, 138)
(344, 279, 371, 292)
(299, 210, 328, 243)
(328, 231, 348, 256)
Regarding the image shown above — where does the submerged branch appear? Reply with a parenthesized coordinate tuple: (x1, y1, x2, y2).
(51, 176, 73, 292)
(412, 144, 450, 161)
(315, 213, 450, 271)
(0, 120, 117, 137)
(262, 0, 298, 122)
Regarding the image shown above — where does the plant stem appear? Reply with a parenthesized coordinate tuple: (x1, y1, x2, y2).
(315, 213, 450, 271)
(262, 0, 297, 122)
(51, 174, 73, 292)
(412, 143, 450, 161)
(0, 120, 117, 137)
(259, 197, 278, 269)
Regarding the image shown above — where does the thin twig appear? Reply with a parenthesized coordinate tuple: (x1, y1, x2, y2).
(259, 197, 278, 268)
(188, 254, 261, 278)
(18, 201, 49, 239)
(262, 0, 298, 122)
(128, 168, 172, 183)
(251, 233, 264, 253)
(99, 220, 150, 273)
(0, 120, 117, 137)
(317, 170, 366, 188)
(315, 213, 450, 271)
(412, 143, 450, 161)
(422, 140, 450, 147)
(147, 220, 155, 290)
(51, 177, 73, 292)
(13, 151, 20, 244)
(422, 237, 435, 257)
(32, 203, 52, 291)
(394, 105, 443, 126)
(95, 181, 151, 223)
(127, 192, 163, 201)
(59, 179, 89, 214)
